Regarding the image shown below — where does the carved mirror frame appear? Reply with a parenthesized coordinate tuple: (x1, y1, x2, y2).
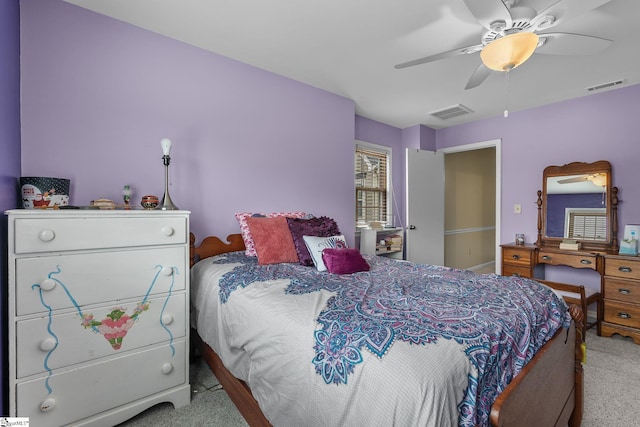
(537, 160, 619, 251)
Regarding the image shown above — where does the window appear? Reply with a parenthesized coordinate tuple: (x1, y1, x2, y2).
(566, 209, 607, 241)
(355, 142, 391, 226)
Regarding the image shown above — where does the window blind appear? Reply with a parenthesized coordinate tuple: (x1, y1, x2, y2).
(355, 145, 389, 224)
(568, 211, 607, 241)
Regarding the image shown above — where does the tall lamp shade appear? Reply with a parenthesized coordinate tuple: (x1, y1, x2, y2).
(480, 32, 539, 71)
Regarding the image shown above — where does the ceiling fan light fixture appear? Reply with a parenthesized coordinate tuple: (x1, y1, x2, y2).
(480, 32, 539, 71)
(591, 174, 607, 187)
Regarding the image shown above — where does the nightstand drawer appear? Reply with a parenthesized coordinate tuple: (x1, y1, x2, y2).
(502, 264, 533, 278)
(604, 300, 640, 328)
(604, 277, 640, 304)
(14, 216, 187, 254)
(502, 247, 534, 265)
(16, 293, 186, 378)
(16, 340, 186, 427)
(538, 251, 597, 270)
(16, 247, 186, 316)
(605, 257, 640, 280)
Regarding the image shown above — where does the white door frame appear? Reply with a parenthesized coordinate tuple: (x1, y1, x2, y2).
(439, 139, 502, 273)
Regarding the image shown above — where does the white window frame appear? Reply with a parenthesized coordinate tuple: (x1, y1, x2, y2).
(355, 141, 392, 227)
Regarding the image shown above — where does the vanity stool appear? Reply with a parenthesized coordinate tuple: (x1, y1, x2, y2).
(539, 280, 602, 339)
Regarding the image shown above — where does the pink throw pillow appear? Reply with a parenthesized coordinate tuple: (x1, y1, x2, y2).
(245, 216, 299, 265)
(235, 211, 305, 256)
(322, 248, 370, 274)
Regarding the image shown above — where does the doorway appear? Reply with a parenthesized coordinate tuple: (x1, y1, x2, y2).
(441, 139, 501, 273)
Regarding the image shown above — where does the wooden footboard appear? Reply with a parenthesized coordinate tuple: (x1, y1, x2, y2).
(490, 304, 585, 427)
(190, 233, 585, 427)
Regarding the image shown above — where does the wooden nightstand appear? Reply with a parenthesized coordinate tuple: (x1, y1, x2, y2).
(501, 243, 541, 278)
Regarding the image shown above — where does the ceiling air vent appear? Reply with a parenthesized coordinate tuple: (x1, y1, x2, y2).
(430, 104, 474, 120)
(586, 79, 625, 92)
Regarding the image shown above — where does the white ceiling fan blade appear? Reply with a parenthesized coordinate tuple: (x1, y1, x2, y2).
(536, 33, 612, 55)
(465, 63, 493, 90)
(531, 0, 612, 27)
(558, 176, 589, 184)
(463, 0, 512, 30)
(394, 44, 482, 69)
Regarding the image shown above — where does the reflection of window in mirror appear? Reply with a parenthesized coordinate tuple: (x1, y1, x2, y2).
(565, 209, 607, 240)
(545, 174, 607, 238)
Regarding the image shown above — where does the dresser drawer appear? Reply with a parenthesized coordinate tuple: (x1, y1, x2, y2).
(16, 293, 186, 378)
(13, 215, 187, 254)
(502, 247, 534, 266)
(16, 340, 187, 426)
(502, 264, 533, 278)
(16, 247, 186, 316)
(605, 257, 640, 280)
(604, 277, 640, 304)
(604, 300, 640, 328)
(538, 251, 597, 270)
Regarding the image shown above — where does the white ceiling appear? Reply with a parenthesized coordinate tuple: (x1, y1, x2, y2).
(64, 0, 640, 129)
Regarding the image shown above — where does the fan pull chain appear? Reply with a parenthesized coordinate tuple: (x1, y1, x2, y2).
(504, 69, 510, 118)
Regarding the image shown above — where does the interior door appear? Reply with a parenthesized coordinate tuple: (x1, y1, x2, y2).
(405, 148, 444, 265)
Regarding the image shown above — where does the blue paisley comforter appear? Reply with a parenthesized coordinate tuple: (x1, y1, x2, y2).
(191, 252, 570, 427)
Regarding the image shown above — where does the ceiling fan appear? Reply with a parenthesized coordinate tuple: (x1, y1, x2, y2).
(558, 173, 606, 186)
(395, 0, 613, 89)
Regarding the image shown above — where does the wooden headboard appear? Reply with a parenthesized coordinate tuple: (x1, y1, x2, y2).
(189, 233, 246, 267)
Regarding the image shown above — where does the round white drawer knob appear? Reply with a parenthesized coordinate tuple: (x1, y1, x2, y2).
(40, 397, 56, 412)
(161, 363, 174, 374)
(161, 266, 174, 276)
(40, 279, 56, 291)
(161, 313, 174, 325)
(162, 226, 175, 236)
(40, 338, 57, 352)
(38, 229, 55, 242)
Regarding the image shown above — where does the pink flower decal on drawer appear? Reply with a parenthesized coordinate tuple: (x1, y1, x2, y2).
(82, 303, 149, 350)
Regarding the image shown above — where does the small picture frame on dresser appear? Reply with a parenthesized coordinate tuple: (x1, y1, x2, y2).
(619, 224, 640, 256)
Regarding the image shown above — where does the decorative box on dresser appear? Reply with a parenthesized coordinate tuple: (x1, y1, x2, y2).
(6, 209, 191, 426)
(601, 254, 640, 344)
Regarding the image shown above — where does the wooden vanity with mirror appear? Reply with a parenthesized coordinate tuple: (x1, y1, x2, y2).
(502, 160, 640, 344)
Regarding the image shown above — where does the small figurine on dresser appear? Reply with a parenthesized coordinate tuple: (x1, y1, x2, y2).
(123, 185, 132, 209)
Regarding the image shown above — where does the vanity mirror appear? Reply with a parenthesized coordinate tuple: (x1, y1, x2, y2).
(537, 160, 619, 252)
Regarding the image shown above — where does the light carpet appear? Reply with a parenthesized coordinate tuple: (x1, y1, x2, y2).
(120, 329, 640, 426)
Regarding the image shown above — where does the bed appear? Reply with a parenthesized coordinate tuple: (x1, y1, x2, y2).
(190, 232, 585, 427)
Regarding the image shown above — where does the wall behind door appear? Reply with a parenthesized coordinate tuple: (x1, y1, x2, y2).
(444, 148, 496, 270)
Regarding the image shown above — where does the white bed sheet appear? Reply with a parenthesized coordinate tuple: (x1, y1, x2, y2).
(191, 254, 476, 427)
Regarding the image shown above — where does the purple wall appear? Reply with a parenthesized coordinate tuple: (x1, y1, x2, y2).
(437, 84, 640, 285)
(354, 119, 437, 229)
(546, 193, 604, 237)
(20, 0, 356, 245)
(0, 0, 21, 414)
(17, 1, 640, 297)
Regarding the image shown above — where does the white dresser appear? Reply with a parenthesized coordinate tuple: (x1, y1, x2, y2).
(6, 209, 191, 426)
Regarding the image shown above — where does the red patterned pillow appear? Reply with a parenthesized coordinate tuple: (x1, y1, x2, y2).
(245, 216, 299, 265)
(322, 248, 370, 274)
(235, 211, 305, 256)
